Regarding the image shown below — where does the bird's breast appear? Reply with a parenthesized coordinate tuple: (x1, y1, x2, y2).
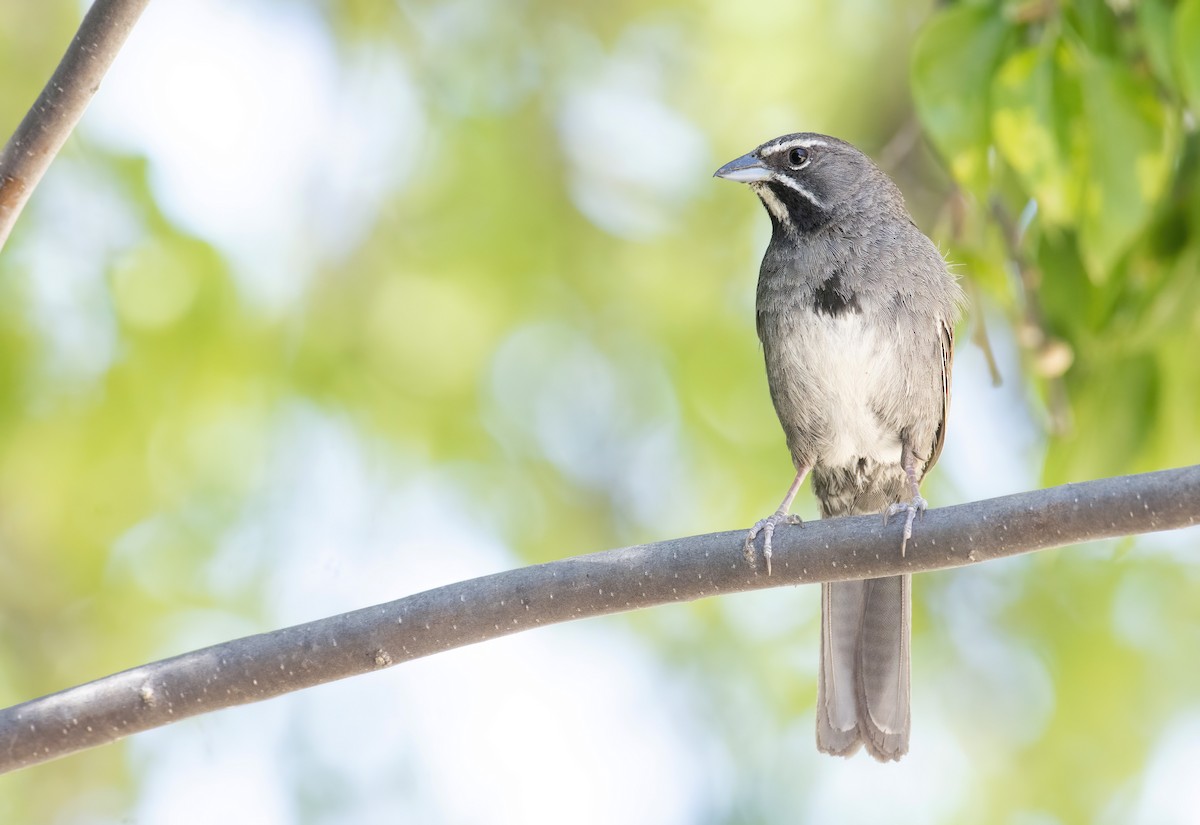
(762, 305, 904, 470)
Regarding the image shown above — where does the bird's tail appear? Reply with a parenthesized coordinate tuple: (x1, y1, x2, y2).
(814, 488, 911, 761)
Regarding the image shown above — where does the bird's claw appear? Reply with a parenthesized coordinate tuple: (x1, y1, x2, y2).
(743, 512, 803, 575)
(884, 495, 927, 556)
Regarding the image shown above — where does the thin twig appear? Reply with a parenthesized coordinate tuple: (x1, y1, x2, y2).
(966, 278, 1003, 387)
(877, 116, 924, 172)
(0, 0, 152, 251)
(1, 464, 1197, 775)
(990, 197, 1074, 433)
(945, 188, 1004, 387)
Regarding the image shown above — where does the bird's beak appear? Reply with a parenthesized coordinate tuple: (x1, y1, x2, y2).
(713, 152, 772, 183)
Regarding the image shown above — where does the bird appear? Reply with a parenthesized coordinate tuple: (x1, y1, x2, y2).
(714, 132, 961, 761)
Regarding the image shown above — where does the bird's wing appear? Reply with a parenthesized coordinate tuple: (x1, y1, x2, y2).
(924, 316, 954, 476)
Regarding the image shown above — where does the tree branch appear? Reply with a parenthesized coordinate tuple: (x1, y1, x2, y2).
(0, 0, 152, 251)
(2, 464, 1197, 774)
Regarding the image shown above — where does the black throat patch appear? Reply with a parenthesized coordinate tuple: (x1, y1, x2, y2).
(812, 271, 861, 316)
(761, 180, 831, 233)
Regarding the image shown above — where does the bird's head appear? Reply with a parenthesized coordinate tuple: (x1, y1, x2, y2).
(714, 133, 899, 235)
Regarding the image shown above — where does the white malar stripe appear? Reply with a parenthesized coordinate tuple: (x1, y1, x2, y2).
(760, 137, 833, 157)
(752, 183, 794, 231)
(770, 174, 826, 211)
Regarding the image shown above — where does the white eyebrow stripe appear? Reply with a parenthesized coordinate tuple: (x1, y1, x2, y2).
(753, 183, 794, 231)
(769, 173, 827, 210)
(760, 137, 833, 156)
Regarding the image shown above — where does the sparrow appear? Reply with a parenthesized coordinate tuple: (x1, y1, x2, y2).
(715, 132, 961, 761)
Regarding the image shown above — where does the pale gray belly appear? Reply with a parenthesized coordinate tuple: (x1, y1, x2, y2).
(763, 308, 904, 472)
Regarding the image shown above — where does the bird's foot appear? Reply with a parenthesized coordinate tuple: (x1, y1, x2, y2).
(743, 511, 803, 575)
(884, 495, 927, 557)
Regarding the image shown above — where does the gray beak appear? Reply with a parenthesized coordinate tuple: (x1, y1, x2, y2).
(714, 152, 772, 183)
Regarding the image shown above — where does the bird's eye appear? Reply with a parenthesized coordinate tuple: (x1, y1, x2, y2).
(788, 147, 810, 167)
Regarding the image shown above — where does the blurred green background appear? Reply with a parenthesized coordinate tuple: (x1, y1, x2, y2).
(2, 0, 1200, 822)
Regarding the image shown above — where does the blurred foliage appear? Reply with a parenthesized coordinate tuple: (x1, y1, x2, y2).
(1, 0, 1199, 823)
(914, 0, 1200, 482)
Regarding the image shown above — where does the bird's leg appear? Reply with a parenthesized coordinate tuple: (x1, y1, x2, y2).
(744, 466, 809, 575)
(884, 446, 925, 556)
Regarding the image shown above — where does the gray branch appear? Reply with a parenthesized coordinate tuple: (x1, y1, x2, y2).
(2, 464, 1198, 774)
(0, 0, 152, 251)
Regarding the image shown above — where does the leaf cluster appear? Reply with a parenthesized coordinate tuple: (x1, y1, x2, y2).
(913, 0, 1200, 481)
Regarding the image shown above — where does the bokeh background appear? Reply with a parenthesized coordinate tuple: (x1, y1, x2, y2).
(2, 0, 1200, 822)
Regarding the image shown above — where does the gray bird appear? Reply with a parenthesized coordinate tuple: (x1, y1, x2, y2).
(714, 133, 961, 761)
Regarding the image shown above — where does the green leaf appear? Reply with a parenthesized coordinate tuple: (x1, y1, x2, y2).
(911, 5, 1013, 196)
(1137, 0, 1177, 90)
(991, 46, 1083, 225)
(1076, 56, 1178, 280)
(1174, 0, 1200, 111)
(992, 43, 1178, 280)
(1063, 0, 1119, 56)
